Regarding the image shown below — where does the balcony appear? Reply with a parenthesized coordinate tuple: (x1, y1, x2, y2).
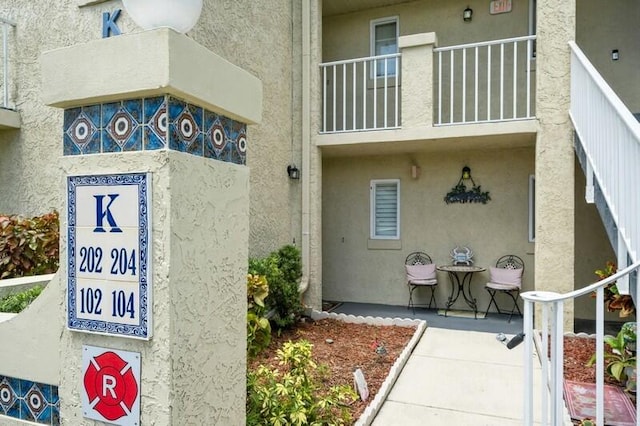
(0, 17, 19, 130)
(318, 34, 537, 154)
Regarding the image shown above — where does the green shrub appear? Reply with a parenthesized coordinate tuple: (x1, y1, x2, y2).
(0, 285, 44, 313)
(0, 211, 60, 279)
(276, 245, 302, 289)
(249, 245, 303, 330)
(247, 274, 271, 359)
(588, 328, 637, 383)
(247, 340, 357, 426)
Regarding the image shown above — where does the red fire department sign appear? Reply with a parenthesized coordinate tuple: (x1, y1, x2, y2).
(82, 346, 141, 426)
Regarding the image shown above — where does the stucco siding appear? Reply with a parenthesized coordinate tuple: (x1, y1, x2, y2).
(534, 0, 576, 328)
(576, 0, 640, 113)
(574, 159, 619, 322)
(322, 0, 530, 62)
(0, 0, 298, 260)
(322, 146, 535, 310)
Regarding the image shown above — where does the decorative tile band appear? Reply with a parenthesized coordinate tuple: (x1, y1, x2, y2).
(0, 375, 59, 425)
(63, 95, 247, 165)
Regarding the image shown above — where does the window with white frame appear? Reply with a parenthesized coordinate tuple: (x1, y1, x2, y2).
(370, 179, 400, 239)
(370, 17, 398, 77)
(528, 175, 535, 242)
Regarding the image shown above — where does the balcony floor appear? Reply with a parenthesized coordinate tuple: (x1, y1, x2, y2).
(317, 119, 537, 157)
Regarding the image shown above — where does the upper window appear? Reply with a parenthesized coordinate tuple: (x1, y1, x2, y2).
(370, 179, 400, 239)
(370, 17, 398, 77)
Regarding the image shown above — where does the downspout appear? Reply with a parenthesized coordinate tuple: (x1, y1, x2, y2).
(298, 0, 311, 296)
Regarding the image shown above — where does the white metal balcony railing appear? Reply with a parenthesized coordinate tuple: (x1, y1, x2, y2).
(0, 17, 15, 110)
(320, 53, 401, 133)
(434, 35, 536, 126)
(319, 36, 537, 134)
(521, 42, 640, 426)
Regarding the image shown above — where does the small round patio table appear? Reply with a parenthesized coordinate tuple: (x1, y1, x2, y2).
(437, 264, 486, 319)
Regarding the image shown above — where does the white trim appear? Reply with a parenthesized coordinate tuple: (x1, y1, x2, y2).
(77, 0, 111, 7)
(528, 174, 535, 242)
(528, 0, 537, 59)
(369, 16, 399, 78)
(370, 179, 400, 240)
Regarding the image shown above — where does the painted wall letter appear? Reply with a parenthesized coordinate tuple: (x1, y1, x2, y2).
(102, 9, 121, 38)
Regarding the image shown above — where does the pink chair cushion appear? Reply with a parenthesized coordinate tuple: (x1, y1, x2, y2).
(406, 263, 437, 281)
(489, 266, 523, 288)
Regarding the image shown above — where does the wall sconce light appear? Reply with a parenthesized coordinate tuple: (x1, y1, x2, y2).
(612, 49, 619, 61)
(463, 6, 473, 22)
(287, 164, 300, 180)
(462, 166, 471, 180)
(411, 165, 421, 179)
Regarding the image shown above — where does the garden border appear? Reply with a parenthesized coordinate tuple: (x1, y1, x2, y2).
(309, 309, 427, 425)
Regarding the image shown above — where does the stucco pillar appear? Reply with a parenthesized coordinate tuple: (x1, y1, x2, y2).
(41, 28, 261, 424)
(535, 0, 576, 330)
(399, 32, 437, 128)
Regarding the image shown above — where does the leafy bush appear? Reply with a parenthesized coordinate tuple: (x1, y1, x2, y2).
(276, 245, 303, 290)
(249, 245, 303, 330)
(593, 261, 635, 318)
(588, 329, 637, 383)
(0, 211, 60, 279)
(0, 285, 44, 313)
(247, 340, 357, 426)
(247, 274, 271, 359)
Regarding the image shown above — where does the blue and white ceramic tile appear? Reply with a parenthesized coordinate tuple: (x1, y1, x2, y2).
(0, 376, 59, 425)
(144, 96, 167, 150)
(62, 95, 247, 165)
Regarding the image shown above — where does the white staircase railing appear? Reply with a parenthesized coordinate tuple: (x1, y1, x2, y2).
(569, 41, 640, 293)
(521, 261, 640, 426)
(434, 35, 536, 126)
(520, 41, 640, 425)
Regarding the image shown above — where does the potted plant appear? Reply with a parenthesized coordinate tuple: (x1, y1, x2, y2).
(588, 329, 637, 387)
(593, 261, 635, 318)
(622, 321, 636, 352)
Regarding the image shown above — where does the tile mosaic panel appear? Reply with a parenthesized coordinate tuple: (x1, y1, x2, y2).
(0, 375, 59, 425)
(62, 95, 247, 165)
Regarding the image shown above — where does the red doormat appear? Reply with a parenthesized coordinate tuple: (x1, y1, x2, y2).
(564, 380, 636, 425)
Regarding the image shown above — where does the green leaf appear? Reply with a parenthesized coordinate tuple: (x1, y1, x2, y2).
(610, 362, 625, 381)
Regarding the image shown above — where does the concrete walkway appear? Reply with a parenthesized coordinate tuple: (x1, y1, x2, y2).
(371, 327, 544, 425)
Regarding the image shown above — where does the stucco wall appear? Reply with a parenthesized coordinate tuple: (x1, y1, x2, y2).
(574, 160, 619, 322)
(322, 146, 535, 310)
(534, 0, 576, 329)
(576, 0, 640, 113)
(0, 273, 63, 384)
(168, 152, 248, 425)
(0, 0, 298, 259)
(322, 0, 530, 62)
(57, 150, 248, 424)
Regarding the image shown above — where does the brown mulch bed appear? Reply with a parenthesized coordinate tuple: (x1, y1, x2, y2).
(250, 321, 632, 424)
(249, 317, 417, 421)
(563, 335, 619, 386)
(563, 335, 636, 424)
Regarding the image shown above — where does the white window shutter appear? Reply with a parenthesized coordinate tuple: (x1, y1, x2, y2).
(371, 180, 400, 239)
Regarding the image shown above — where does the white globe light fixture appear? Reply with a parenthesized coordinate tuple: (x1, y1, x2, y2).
(122, 0, 203, 34)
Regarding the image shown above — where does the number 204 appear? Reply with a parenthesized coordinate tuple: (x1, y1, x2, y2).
(78, 246, 137, 276)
